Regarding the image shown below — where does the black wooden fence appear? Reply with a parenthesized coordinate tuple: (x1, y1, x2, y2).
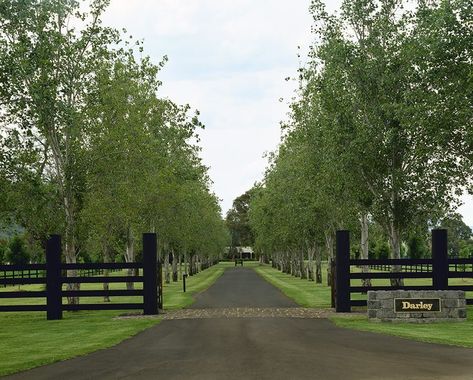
(367, 257, 472, 273)
(1, 268, 123, 288)
(334, 229, 473, 312)
(368, 264, 433, 272)
(0, 233, 162, 320)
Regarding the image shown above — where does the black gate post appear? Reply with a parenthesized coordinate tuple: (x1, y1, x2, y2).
(143, 233, 158, 315)
(46, 235, 62, 320)
(335, 230, 351, 312)
(432, 229, 448, 290)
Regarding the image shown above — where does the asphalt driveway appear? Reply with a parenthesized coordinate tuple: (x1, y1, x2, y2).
(6, 267, 473, 380)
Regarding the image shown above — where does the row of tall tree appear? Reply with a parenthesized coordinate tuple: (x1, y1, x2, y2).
(248, 0, 473, 286)
(0, 0, 229, 303)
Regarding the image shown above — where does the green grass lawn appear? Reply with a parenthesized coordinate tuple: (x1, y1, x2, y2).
(0, 262, 227, 376)
(253, 264, 332, 308)
(253, 262, 473, 348)
(331, 309, 473, 348)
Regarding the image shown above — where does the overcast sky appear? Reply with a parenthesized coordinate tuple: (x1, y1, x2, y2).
(103, 0, 473, 226)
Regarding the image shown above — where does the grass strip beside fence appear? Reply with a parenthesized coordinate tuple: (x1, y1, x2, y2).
(253, 264, 332, 308)
(0, 262, 227, 376)
(0, 311, 158, 376)
(253, 263, 473, 348)
(330, 308, 473, 348)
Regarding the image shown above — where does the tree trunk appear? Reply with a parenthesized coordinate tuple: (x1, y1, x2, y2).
(103, 242, 111, 302)
(306, 247, 311, 280)
(307, 244, 315, 281)
(178, 253, 182, 280)
(63, 198, 80, 305)
(125, 226, 135, 290)
(64, 239, 79, 305)
(283, 253, 290, 274)
(172, 251, 178, 282)
(300, 250, 307, 279)
(315, 244, 322, 284)
(164, 251, 170, 284)
(291, 252, 300, 277)
(189, 254, 195, 276)
(325, 231, 334, 286)
(389, 223, 403, 287)
(293, 252, 299, 277)
(50, 131, 80, 306)
(360, 212, 372, 288)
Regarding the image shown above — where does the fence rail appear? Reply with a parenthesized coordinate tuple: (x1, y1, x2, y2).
(1, 267, 124, 287)
(334, 229, 473, 312)
(0, 233, 162, 319)
(364, 259, 472, 274)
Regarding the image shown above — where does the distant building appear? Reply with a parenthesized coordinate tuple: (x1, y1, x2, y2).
(237, 246, 254, 260)
(224, 246, 254, 260)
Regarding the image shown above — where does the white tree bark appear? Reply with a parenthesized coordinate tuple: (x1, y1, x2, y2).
(389, 223, 404, 286)
(307, 244, 315, 281)
(164, 251, 170, 284)
(300, 250, 306, 279)
(102, 242, 111, 302)
(125, 226, 135, 290)
(325, 231, 334, 286)
(314, 244, 322, 284)
(360, 212, 372, 288)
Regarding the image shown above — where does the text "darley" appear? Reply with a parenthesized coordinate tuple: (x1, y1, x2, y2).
(401, 301, 433, 311)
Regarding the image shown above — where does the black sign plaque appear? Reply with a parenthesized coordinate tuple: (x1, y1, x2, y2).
(394, 298, 441, 313)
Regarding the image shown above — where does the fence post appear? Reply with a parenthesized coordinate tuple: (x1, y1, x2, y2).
(432, 229, 448, 290)
(46, 235, 62, 320)
(143, 233, 158, 315)
(335, 230, 351, 312)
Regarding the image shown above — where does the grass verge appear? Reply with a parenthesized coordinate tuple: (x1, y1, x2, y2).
(253, 264, 331, 308)
(0, 262, 227, 376)
(330, 307, 473, 348)
(253, 263, 473, 348)
(0, 311, 159, 376)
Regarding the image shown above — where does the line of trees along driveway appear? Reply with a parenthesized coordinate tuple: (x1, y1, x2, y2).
(248, 0, 473, 285)
(0, 0, 229, 304)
